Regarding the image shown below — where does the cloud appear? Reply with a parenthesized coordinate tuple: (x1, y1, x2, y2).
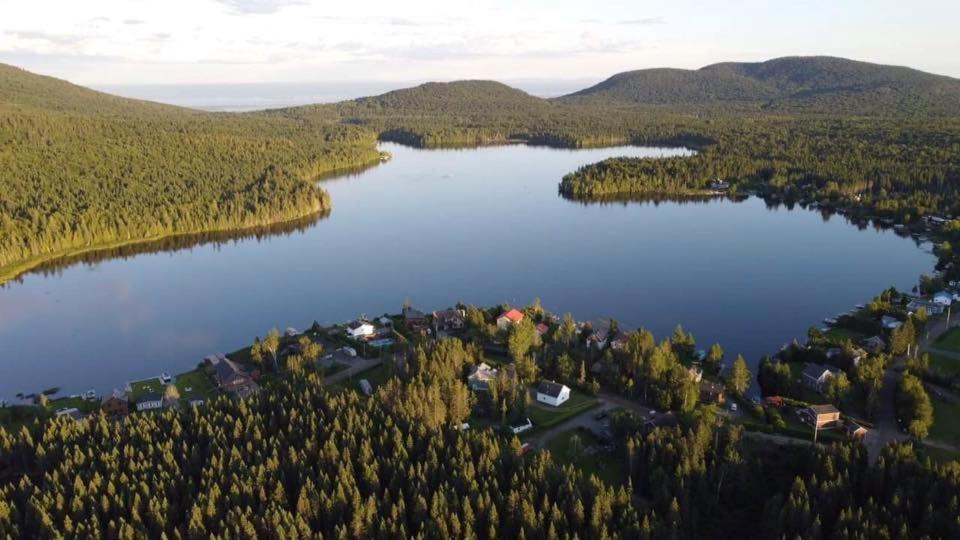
(123, 19, 145, 25)
(216, 0, 304, 15)
(4, 30, 91, 48)
(618, 17, 665, 26)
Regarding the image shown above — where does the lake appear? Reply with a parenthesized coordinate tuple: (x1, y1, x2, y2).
(0, 142, 936, 399)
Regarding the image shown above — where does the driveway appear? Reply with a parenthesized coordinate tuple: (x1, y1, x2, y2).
(526, 392, 665, 448)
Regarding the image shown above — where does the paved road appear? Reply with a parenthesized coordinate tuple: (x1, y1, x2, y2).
(526, 392, 666, 448)
(864, 367, 909, 461)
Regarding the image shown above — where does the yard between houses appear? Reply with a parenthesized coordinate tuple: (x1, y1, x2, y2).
(929, 394, 960, 448)
(525, 391, 599, 431)
(825, 327, 866, 344)
(934, 327, 960, 353)
(543, 427, 626, 487)
(128, 377, 165, 400)
(927, 352, 960, 378)
(324, 363, 394, 394)
(174, 368, 213, 398)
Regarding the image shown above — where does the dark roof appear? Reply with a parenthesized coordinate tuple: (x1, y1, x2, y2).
(139, 392, 162, 402)
(348, 319, 372, 330)
(433, 309, 465, 322)
(537, 380, 567, 398)
(403, 308, 426, 320)
(213, 357, 245, 384)
(802, 363, 833, 379)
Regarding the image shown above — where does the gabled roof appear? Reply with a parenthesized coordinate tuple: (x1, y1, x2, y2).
(139, 392, 162, 403)
(802, 363, 834, 380)
(535, 322, 549, 334)
(537, 380, 568, 398)
(348, 319, 373, 330)
(808, 404, 840, 416)
(213, 357, 248, 385)
(102, 389, 128, 404)
(499, 308, 524, 322)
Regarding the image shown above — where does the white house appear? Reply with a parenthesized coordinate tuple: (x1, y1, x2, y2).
(510, 417, 533, 434)
(881, 316, 902, 330)
(136, 392, 163, 412)
(346, 319, 375, 339)
(536, 380, 571, 407)
(933, 291, 953, 306)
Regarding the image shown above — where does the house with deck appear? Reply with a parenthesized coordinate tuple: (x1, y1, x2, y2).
(801, 404, 841, 428)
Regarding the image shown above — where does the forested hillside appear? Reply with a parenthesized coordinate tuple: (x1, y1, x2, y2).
(0, 64, 381, 281)
(558, 56, 960, 116)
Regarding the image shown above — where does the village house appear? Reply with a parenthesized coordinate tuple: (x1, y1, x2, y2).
(801, 404, 841, 429)
(101, 389, 129, 416)
(467, 362, 498, 391)
(346, 319, 375, 339)
(403, 307, 428, 332)
(208, 353, 258, 398)
(496, 308, 525, 331)
(536, 380, 571, 407)
(687, 365, 703, 383)
(881, 316, 902, 330)
(845, 420, 868, 439)
(907, 298, 944, 315)
(933, 291, 953, 306)
(586, 321, 611, 350)
(802, 363, 837, 392)
(535, 322, 550, 338)
(699, 381, 725, 404)
(432, 308, 466, 334)
(609, 330, 630, 351)
(136, 392, 163, 412)
(861, 335, 886, 353)
(709, 178, 730, 190)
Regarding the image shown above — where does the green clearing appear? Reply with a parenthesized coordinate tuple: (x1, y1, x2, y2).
(129, 377, 165, 400)
(47, 396, 100, 414)
(526, 390, 599, 430)
(543, 427, 626, 486)
(927, 352, 960, 378)
(174, 368, 213, 398)
(934, 328, 960, 353)
(928, 395, 960, 448)
(324, 363, 393, 395)
(825, 327, 867, 344)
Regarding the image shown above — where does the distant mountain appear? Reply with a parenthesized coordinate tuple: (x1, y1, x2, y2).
(557, 56, 960, 115)
(0, 63, 189, 116)
(341, 80, 552, 114)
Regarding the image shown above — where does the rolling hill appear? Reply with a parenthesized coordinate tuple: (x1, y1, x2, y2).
(557, 56, 960, 115)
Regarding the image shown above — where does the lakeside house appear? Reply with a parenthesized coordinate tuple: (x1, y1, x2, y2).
(496, 308, 525, 331)
(55, 408, 84, 422)
(207, 353, 259, 398)
(433, 308, 466, 333)
(881, 316, 902, 330)
(136, 392, 163, 412)
(586, 320, 611, 350)
(346, 319, 375, 339)
(536, 380, 571, 407)
(933, 291, 953, 306)
(801, 404, 841, 428)
(467, 362, 498, 391)
(709, 178, 730, 190)
(100, 389, 129, 416)
(699, 381, 725, 404)
(402, 307, 428, 332)
(802, 363, 837, 392)
(861, 335, 886, 353)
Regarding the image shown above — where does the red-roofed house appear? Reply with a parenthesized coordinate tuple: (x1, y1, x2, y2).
(497, 308, 525, 331)
(535, 322, 549, 336)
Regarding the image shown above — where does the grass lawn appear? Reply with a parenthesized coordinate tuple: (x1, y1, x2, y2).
(482, 352, 511, 368)
(927, 352, 960, 378)
(934, 327, 960, 353)
(928, 395, 960, 447)
(526, 390, 599, 430)
(47, 396, 99, 414)
(174, 368, 213, 397)
(324, 364, 394, 394)
(544, 427, 626, 486)
(921, 443, 960, 464)
(129, 377, 164, 400)
(825, 327, 866, 344)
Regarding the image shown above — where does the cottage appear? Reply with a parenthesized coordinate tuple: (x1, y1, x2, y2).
(802, 404, 841, 428)
(101, 389, 129, 416)
(358, 379, 373, 396)
(709, 178, 730, 190)
(510, 417, 533, 435)
(136, 392, 163, 412)
(861, 335, 886, 353)
(687, 365, 703, 383)
(467, 362, 498, 391)
(433, 309, 466, 333)
(881, 316, 902, 330)
(346, 319, 375, 339)
(496, 308, 525, 331)
(536, 380, 571, 407)
(845, 420, 868, 439)
(55, 408, 84, 422)
(403, 307, 428, 332)
(802, 363, 836, 392)
(586, 321, 611, 350)
(699, 381, 725, 404)
(208, 353, 258, 398)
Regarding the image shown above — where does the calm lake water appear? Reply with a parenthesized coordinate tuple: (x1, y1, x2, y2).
(0, 143, 936, 399)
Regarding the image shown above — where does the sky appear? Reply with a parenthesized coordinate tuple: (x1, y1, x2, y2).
(1, 0, 958, 86)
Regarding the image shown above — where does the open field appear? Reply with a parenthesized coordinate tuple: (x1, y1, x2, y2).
(543, 427, 626, 486)
(526, 391, 599, 430)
